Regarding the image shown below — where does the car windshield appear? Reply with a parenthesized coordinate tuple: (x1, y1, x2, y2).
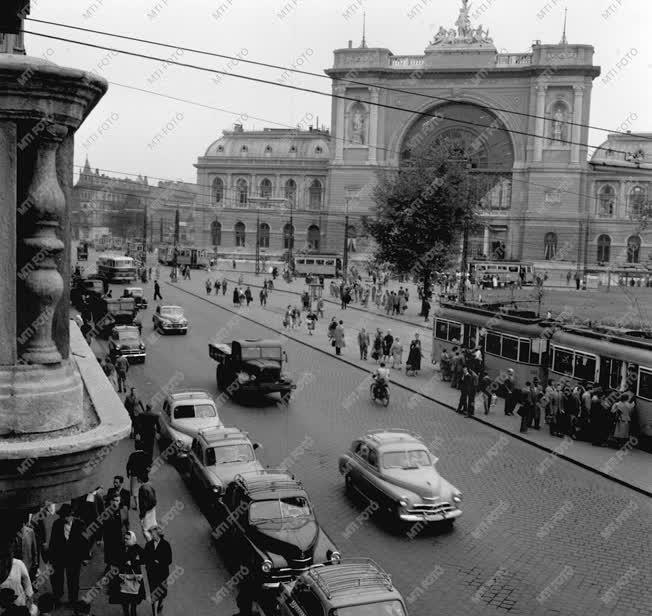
(382, 449, 431, 469)
(249, 497, 312, 523)
(240, 347, 281, 360)
(210, 444, 254, 464)
(173, 404, 217, 419)
(118, 330, 140, 341)
(331, 601, 406, 616)
(161, 307, 183, 317)
(129, 289, 143, 297)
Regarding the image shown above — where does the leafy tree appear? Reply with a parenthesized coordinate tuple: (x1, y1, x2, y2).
(364, 140, 483, 296)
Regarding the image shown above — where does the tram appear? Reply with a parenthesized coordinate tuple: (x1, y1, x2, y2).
(158, 245, 209, 269)
(293, 254, 341, 278)
(468, 261, 535, 286)
(431, 301, 652, 443)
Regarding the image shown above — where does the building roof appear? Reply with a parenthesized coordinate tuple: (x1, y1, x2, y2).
(204, 126, 331, 158)
(591, 133, 652, 169)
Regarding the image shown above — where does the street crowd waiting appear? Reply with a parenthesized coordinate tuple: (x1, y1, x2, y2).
(436, 344, 638, 445)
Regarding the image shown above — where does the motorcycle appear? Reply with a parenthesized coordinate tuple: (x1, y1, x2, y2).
(370, 377, 390, 406)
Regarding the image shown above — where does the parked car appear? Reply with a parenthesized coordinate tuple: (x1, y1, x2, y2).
(152, 305, 188, 334)
(108, 325, 146, 363)
(70, 276, 103, 309)
(92, 297, 139, 338)
(255, 558, 409, 616)
(158, 390, 222, 456)
(208, 339, 295, 402)
(339, 429, 462, 528)
(123, 286, 148, 310)
(216, 470, 341, 588)
(185, 426, 263, 502)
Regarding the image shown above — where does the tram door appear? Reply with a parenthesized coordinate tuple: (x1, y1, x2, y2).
(464, 325, 479, 349)
(190, 249, 198, 267)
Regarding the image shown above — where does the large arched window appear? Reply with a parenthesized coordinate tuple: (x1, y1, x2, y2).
(629, 186, 647, 219)
(309, 180, 322, 209)
(260, 178, 273, 198)
(307, 225, 320, 251)
(283, 223, 294, 250)
(211, 220, 221, 246)
(285, 179, 297, 207)
(235, 222, 245, 247)
(597, 234, 610, 263)
(236, 179, 248, 205)
(259, 223, 270, 248)
(598, 185, 615, 218)
(627, 235, 641, 263)
(212, 178, 224, 204)
(544, 232, 557, 260)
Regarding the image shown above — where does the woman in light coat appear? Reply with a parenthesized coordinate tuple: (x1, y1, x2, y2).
(390, 337, 404, 369)
(333, 321, 345, 356)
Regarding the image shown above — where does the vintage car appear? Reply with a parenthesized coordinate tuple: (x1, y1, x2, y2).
(185, 426, 263, 502)
(216, 470, 341, 588)
(70, 276, 104, 309)
(108, 325, 146, 363)
(158, 390, 223, 456)
(208, 339, 295, 402)
(152, 305, 188, 334)
(92, 297, 140, 338)
(339, 429, 462, 528)
(123, 286, 148, 310)
(255, 558, 409, 616)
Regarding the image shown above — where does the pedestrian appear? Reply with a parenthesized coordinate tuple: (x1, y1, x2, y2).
(259, 288, 267, 307)
(137, 473, 157, 543)
(214, 279, 221, 295)
(451, 348, 464, 389)
(144, 527, 172, 615)
(134, 404, 159, 463)
(205, 278, 212, 295)
(574, 271, 581, 290)
(611, 393, 634, 446)
(126, 446, 150, 512)
(566, 270, 572, 286)
(243, 286, 252, 306)
(357, 327, 370, 360)
(291, 306, 301, 328)
(101, 493, 127, 571)
(11, 516, 38, 583)
(148, 267, 152, 279)
(48, 504, 89, 607)
(110, 531, 145, 616)
(371, 330, 382, 363)
(153, 280, 162, 301)
(382, 330, 393, 363)
(503, 368, 516, 415)
(222, 278, 228, 295)
(422, 297, 431, 322)
(439, 347, 452, 381)
(456, 367, 471, 415)
(102, 355, 116, 389)
(306, 310, 317, 335)
(123, 387, 139, 438)
(316, 298, 324, 319)
(406, 334, 422, 376)
(390, 336, 403, 370)
(0, 555, 33, 614)
(114, 354, 129, 393)
(480, 372, 493, 415)
(333, 320, 345, 356)
(78, 487, 105, 544)
(283, 306, 292, 329)
(531, 377, 543, 430)
(327, 316, 337, 341)
(232, 259, 236, 269)
(518, 382, 535, 433)
(106, 475, 131, 512)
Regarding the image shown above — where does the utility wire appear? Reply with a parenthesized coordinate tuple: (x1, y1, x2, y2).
(23, 29, 635, 157)
(26, 17, 652, 141)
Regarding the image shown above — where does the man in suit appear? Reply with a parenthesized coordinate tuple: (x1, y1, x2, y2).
(106, 475, 131, 512)
(519, 382, 535, 433)
(144, 527, 172, 614)
(503, 369, 516, 416)
(48, 504, 90, 606)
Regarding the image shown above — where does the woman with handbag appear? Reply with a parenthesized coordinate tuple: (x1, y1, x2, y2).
(111, 531, 145, 616)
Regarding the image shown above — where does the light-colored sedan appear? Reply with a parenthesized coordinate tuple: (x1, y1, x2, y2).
(339, 429, 462, 528)
(152, 305, 188, 334)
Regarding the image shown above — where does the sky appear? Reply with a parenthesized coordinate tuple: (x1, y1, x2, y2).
(23, 0, 652, 185)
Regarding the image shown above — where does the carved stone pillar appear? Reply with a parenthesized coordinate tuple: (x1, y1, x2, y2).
(534, 85, 547, 162)
(571, 85, 584, 163)
(334, 85, 345, 162)
(368, 87, 379, 164)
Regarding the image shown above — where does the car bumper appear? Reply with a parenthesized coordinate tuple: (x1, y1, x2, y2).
(161, 325, 188, 333)
(399, 508, 463, 522)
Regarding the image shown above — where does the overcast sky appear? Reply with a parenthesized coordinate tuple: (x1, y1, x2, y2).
(24, 0, 652, 185)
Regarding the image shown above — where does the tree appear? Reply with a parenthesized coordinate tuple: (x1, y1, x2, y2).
(365, 140, 482, 297)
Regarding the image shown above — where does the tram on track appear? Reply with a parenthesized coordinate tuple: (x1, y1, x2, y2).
(431, 301, 652, 444)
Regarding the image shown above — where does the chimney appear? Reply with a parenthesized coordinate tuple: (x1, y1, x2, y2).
(348, 40, 353, 48)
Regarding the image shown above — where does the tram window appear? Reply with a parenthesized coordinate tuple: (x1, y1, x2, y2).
(574, 353, 596, 382)
(638, 369, 652, 400)
(435, 320, 448, 341)
(519, 339, 531, 363)
(316, 260, 324, 265)
(486, 332, 501, 356)
(502, 336, 518, 361)
(305, 259, 315, 265)
(553, 348, 574, 376)
(602, 357, 625, 390)
(449, 323, 462, 343)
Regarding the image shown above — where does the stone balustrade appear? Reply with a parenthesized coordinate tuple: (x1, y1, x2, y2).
(495, 53, 533, 66)
(389, 55, 425, 68)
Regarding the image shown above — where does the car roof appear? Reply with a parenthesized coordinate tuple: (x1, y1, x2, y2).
(233, 339, 282, 348)
(114, 325, 139, 333)
(234, 470, 304, 498)
(160, 305, 182, 310)
(168, 390, 214, 402)
(304, 559, 398, 601)
(361, 429, 425, 450)
(197, 426, 251, 446)
(125, 286, 143, 292)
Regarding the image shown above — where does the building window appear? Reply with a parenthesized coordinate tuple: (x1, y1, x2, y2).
(597, 234, 610, 263)
(307, 225, 320, 251)
(264, 145, 272, 156)
(309, 180, 322, 209)
(240, 145, 248, 154)
(260, 178, 273, 198)
(629, 186, 647, 219)
(235, 222, 246, 247)
(211, 220, 221, 246)
(283, 223, 294, 250)
(212, 178, 224, 204)
(217, 145, 224, 153)
(627, 235, 641, 263)
(259, 223, 270, 248)
(236, 179, 248, 205)
(598, 185, 615, 217)
(315, 145, 323, 154)
(289, 145, 297, 154)
(544, 232, 557, 260)
(285, 179, 297, 207)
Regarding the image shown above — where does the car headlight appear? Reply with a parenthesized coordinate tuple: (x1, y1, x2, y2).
(139, 343, 145, 350)
(174, 439, 190, 453)
(115, 345, 123, 351)
(327, 550, 341, 564)
(212, 484, 223, 496)
(237, 372, 249, 384)
(399, 499, 408, 507)
(453, 494, 462, 504)
(180, 319, 188, 326)
(249, 374, 256, 381)
(261, 559, 272, 573)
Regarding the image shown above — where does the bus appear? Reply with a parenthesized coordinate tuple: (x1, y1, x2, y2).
(293, 254, 341, 278)
(96, 255, 137, 283)
(158, 246, 209, 269)
(468, 261, 535, 287)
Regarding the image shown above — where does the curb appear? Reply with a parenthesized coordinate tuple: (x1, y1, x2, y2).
(169, 282, 652, 499)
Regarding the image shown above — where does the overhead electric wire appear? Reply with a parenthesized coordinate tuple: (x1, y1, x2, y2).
(26, 16, 652, 141)
(23, 28, 637, 157)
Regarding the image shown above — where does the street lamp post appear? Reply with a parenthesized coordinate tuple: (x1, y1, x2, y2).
(343, 200, 349, 281)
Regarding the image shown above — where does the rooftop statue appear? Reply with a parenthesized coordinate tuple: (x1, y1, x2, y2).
(430, 0, 494, 46)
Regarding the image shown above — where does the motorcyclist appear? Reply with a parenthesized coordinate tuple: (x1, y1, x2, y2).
(372, 363, 390, 399)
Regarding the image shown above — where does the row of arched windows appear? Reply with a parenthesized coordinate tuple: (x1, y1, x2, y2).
(218, 144, 324, 155)
(210, 221, 321, 251)
(211, 177, 323, 209)
(597, 184, 648, 218)
(544, 232, 642, 263)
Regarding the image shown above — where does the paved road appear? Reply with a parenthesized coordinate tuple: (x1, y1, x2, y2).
(87, 275, 652, 616)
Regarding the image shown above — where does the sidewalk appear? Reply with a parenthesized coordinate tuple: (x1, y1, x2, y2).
(173, 276, 651, 497)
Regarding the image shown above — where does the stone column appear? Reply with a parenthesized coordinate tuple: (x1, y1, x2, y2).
(368, 87, 379, 164)
(534, 85, 547, 162)
(334, 85, 346, 162)
(571, 85, 584, 164)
